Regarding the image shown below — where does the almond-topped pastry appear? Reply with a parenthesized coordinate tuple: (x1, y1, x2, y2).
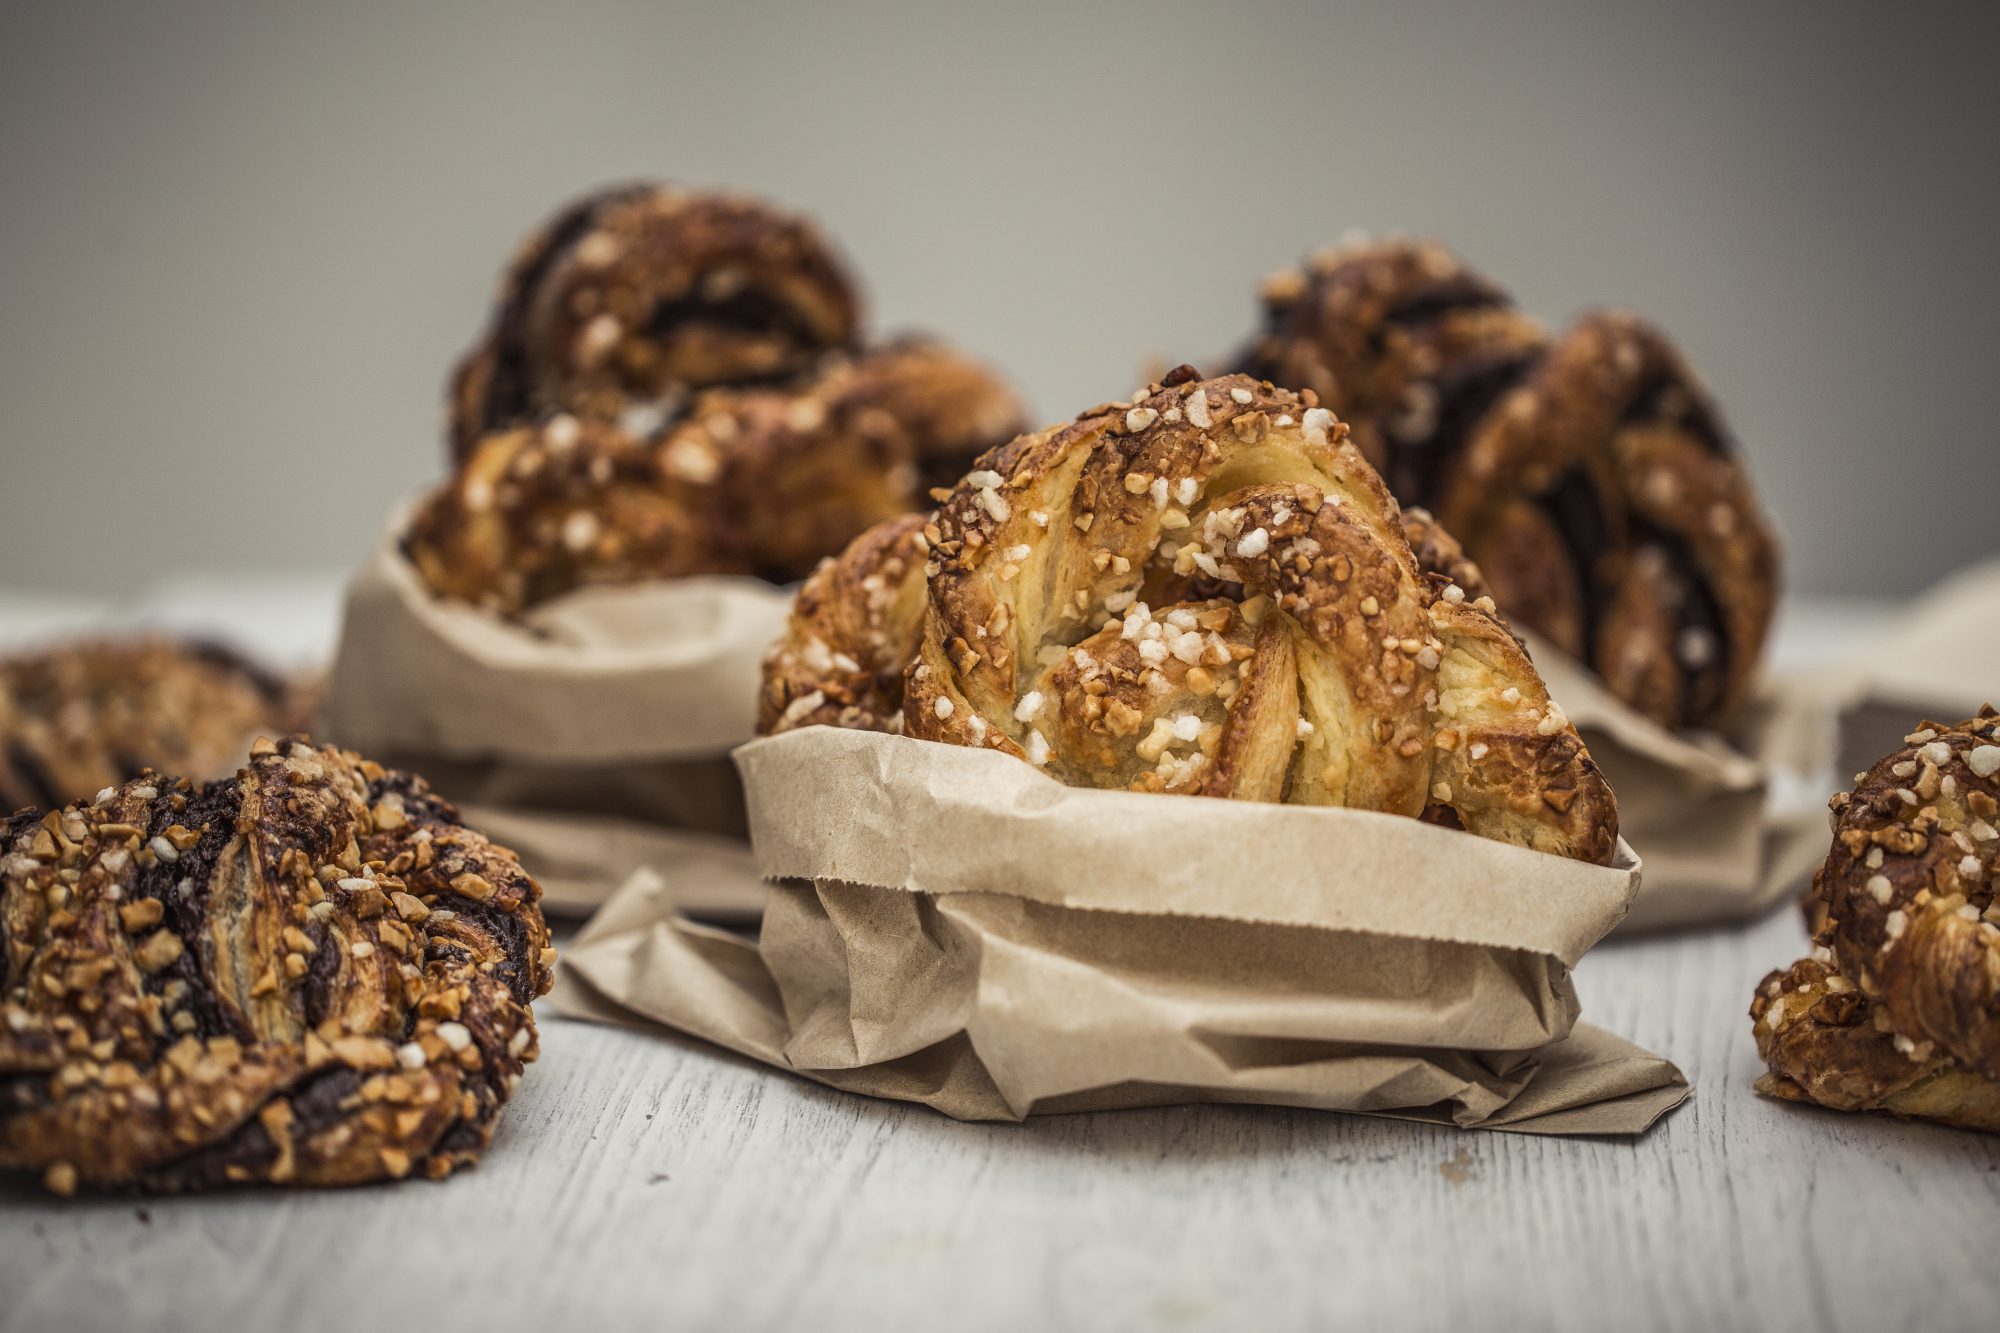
(1238, 239, 1779, 733)
(1751, 710, 2000, 1132)
(410, 339, 1025, 613)
(0, 637, 311, 813)
(763, 367, 1618, 865)
(760, 503, 1507, 739)
(758, 512, 931, 734)
(449, 183, 863, 459)
(0, 737, 555, 1193)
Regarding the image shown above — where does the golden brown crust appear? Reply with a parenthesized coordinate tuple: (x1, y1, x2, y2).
(755, 507, 1501, 745)
(410, 340, 1026, 613)
(1237, 239, 1539, 486)
(1751, 955, 2000, 1133)
(1814, 710, 2000, 1079)
(1398, 507, 1495, 607)
(406, 414, 728, 614)
(1750, 707, 2000, 1133)
(758, 513, 930, 734)
(670, 338, 1025, 582)
(0, 736, 555, 1193)
(869, 368, 1616, 864)
(1239, 240, 1779, 733)
(0, 639, 311, 814)
(448, 183, 862, 458)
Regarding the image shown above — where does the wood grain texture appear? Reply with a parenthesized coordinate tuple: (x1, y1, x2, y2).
(3, 589, 1996, 1332)
(3, 907, 1996, 1332)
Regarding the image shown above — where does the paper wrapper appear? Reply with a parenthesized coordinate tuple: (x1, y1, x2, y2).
(555, 728, 1688, 1135)
(1524, 634, 1835, 933)
(1826, 558, 2000, 778)
(321, 530, 790, 915)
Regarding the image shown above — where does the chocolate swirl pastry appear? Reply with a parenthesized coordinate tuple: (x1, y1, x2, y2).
(449, 183, 863, 459)
(412, 340, 1025, 614)
(1751, 711, 2000, 1132)
(0, 638, 310, 814)
(0, 737, 555, 1193)
(1238, 240, 1779, 733)
(764, 368, 1618, 865)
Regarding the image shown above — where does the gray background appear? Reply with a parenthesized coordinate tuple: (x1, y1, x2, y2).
(0, 0, 1993, 600)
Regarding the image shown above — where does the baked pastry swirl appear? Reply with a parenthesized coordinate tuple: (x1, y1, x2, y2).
(764, 368, 1618, 865)
(1237, 239, 1779, 733)
(758, 512, 931, 734)
(449, 183, 862, 459)
(1751, 710, 2000, 1132)
(0, 737, 555, 1192)
(760, 503, 1507, 741)
(412, 339, 1025, 612)
(0, 638, 309, 814)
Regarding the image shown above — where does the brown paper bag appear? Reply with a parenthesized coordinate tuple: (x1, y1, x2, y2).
(320, 527, 790, 915)
(555, 728, 1688, 1135)
(1524, 634, 1835, 932)
(1825, 558, 2000, 778)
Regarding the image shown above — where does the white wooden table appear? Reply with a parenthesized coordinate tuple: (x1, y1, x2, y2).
(2, 584, 1995, 1333)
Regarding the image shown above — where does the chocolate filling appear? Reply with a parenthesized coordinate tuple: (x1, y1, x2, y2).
(139, 777, 252, 1043)
(365, 770, 458, 828)
(478, 186, 650, 432)
(1633, 523, 1731, 728)
(445, 900, 534, 1005)
(1621, 371, 1731, 457)
(1380, 349, 1537, 509)
(147, 1064, 371, 1191)
(2, 741, 58, 812)
(642, 285, 824, 353)
(181, 638, 293, 706)
(1539, 468, 1615, 657)
(299, 926, 342, 1031)
(430, 1117, 490, 1162)
(1377, 275, 1509, 334)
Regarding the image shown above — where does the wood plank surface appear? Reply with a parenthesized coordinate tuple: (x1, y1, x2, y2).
(3, 589, 1995, 1333)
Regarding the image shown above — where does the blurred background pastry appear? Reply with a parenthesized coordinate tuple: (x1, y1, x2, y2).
(448, 184, 863, 460)
(1238, 239, 1780, 733)
(421, 185, 1024, 610)
(0, 636, 312, 812)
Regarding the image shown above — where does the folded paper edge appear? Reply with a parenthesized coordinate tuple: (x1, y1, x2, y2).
(555, 876, 1687, 1138)
(322, 506, 791, 764)
(736, 728, 1642, 966)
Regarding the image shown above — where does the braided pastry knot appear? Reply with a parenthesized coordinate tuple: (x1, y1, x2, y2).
(767, 370, 1618, 865)
(450, 183, 862, 459)
(1238, 239, 1779, 733)
(1752, 710, 2000, 1132)
(410, 338, 1025, 612)
(0, 737, 555, 1192)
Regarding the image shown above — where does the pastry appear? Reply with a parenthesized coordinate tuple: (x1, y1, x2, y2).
(765, 367, 1618, 865)
(758, 512, 930, 734)
(1237, 239, 1779, 732)
(407, 413, 719, 615)
(1751, 710, 2000, 1132)
(761, 506, 1503, 740)
(663, 337, 1024, 581)
(411, 339, 1024, 613)
(0, 736, 555, 1192)
(449, 183, 862, 458)
(0, 638, 310, 813)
